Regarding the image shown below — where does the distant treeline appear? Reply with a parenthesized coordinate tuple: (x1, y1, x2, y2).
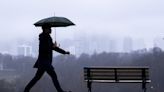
(0, 47, 163, 92)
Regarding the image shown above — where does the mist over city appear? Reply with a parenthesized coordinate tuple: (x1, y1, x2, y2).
(0, 0, 164, 92)
(2, 33, 164, 57)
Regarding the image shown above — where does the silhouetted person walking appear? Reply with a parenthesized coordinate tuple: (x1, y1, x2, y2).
(24, 26, 70, 92)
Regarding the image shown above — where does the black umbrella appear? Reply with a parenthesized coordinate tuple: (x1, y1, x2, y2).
(34, 16, 75, 27)
(34, 16, 75, 44)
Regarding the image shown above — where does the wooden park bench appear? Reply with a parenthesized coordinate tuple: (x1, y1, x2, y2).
(84, 66, 150, 92)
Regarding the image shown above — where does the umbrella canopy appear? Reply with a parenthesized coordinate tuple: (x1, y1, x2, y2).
(34, 16, 75, 27)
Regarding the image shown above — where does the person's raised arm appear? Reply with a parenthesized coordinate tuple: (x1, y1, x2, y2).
(52, 43, 70, 55)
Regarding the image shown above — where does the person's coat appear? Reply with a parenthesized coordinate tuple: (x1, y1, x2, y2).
(33, 33, 67, 69)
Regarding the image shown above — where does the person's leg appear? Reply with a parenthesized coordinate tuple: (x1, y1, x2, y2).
(24, 69, 45, 92)
(46, 68, 64, 92)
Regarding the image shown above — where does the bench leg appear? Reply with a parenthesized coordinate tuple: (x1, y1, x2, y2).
(87, 81, 92, 92)
(142, 83, 146, 92)
(143, 88, 146, 92)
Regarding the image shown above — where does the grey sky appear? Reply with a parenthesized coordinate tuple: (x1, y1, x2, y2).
(0, 0, 164, 53)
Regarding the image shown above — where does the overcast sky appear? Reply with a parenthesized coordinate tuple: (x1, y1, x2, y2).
(0, 0, 164, 53)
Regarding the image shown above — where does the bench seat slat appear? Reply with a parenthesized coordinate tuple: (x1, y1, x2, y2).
(84, 80, 151, 83)
(84, 77, 150, 80)
(84, 73, 149, 76)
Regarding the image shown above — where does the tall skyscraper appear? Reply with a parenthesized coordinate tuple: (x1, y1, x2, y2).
(108, 39, 117, 52)
(123, 37, 133, 52)
(153, 37, 164, 50)
(133, 38, 146, 50)
(17, 44, 32, 56)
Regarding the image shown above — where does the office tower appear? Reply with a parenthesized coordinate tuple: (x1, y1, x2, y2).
(123, 37, 133, 52)
(153, 37, 164, 50)
(17, 44, 32, 56)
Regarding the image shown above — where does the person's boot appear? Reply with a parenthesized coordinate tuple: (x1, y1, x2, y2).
(24, 90, 29, 92)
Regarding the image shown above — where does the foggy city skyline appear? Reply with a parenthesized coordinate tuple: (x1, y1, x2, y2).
(3, 34, 164, 57)
(0, 0, 164, 55)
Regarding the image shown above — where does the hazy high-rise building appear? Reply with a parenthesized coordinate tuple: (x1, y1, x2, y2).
(74, 39, 88, 56)
(153, 37, 164, 50)
(133, 38, 146, 50)
(123, 37, 133, 52)
(73, 31, 91, 56)
(108, 39, 117, 52)
(17, 45, 32, 56)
